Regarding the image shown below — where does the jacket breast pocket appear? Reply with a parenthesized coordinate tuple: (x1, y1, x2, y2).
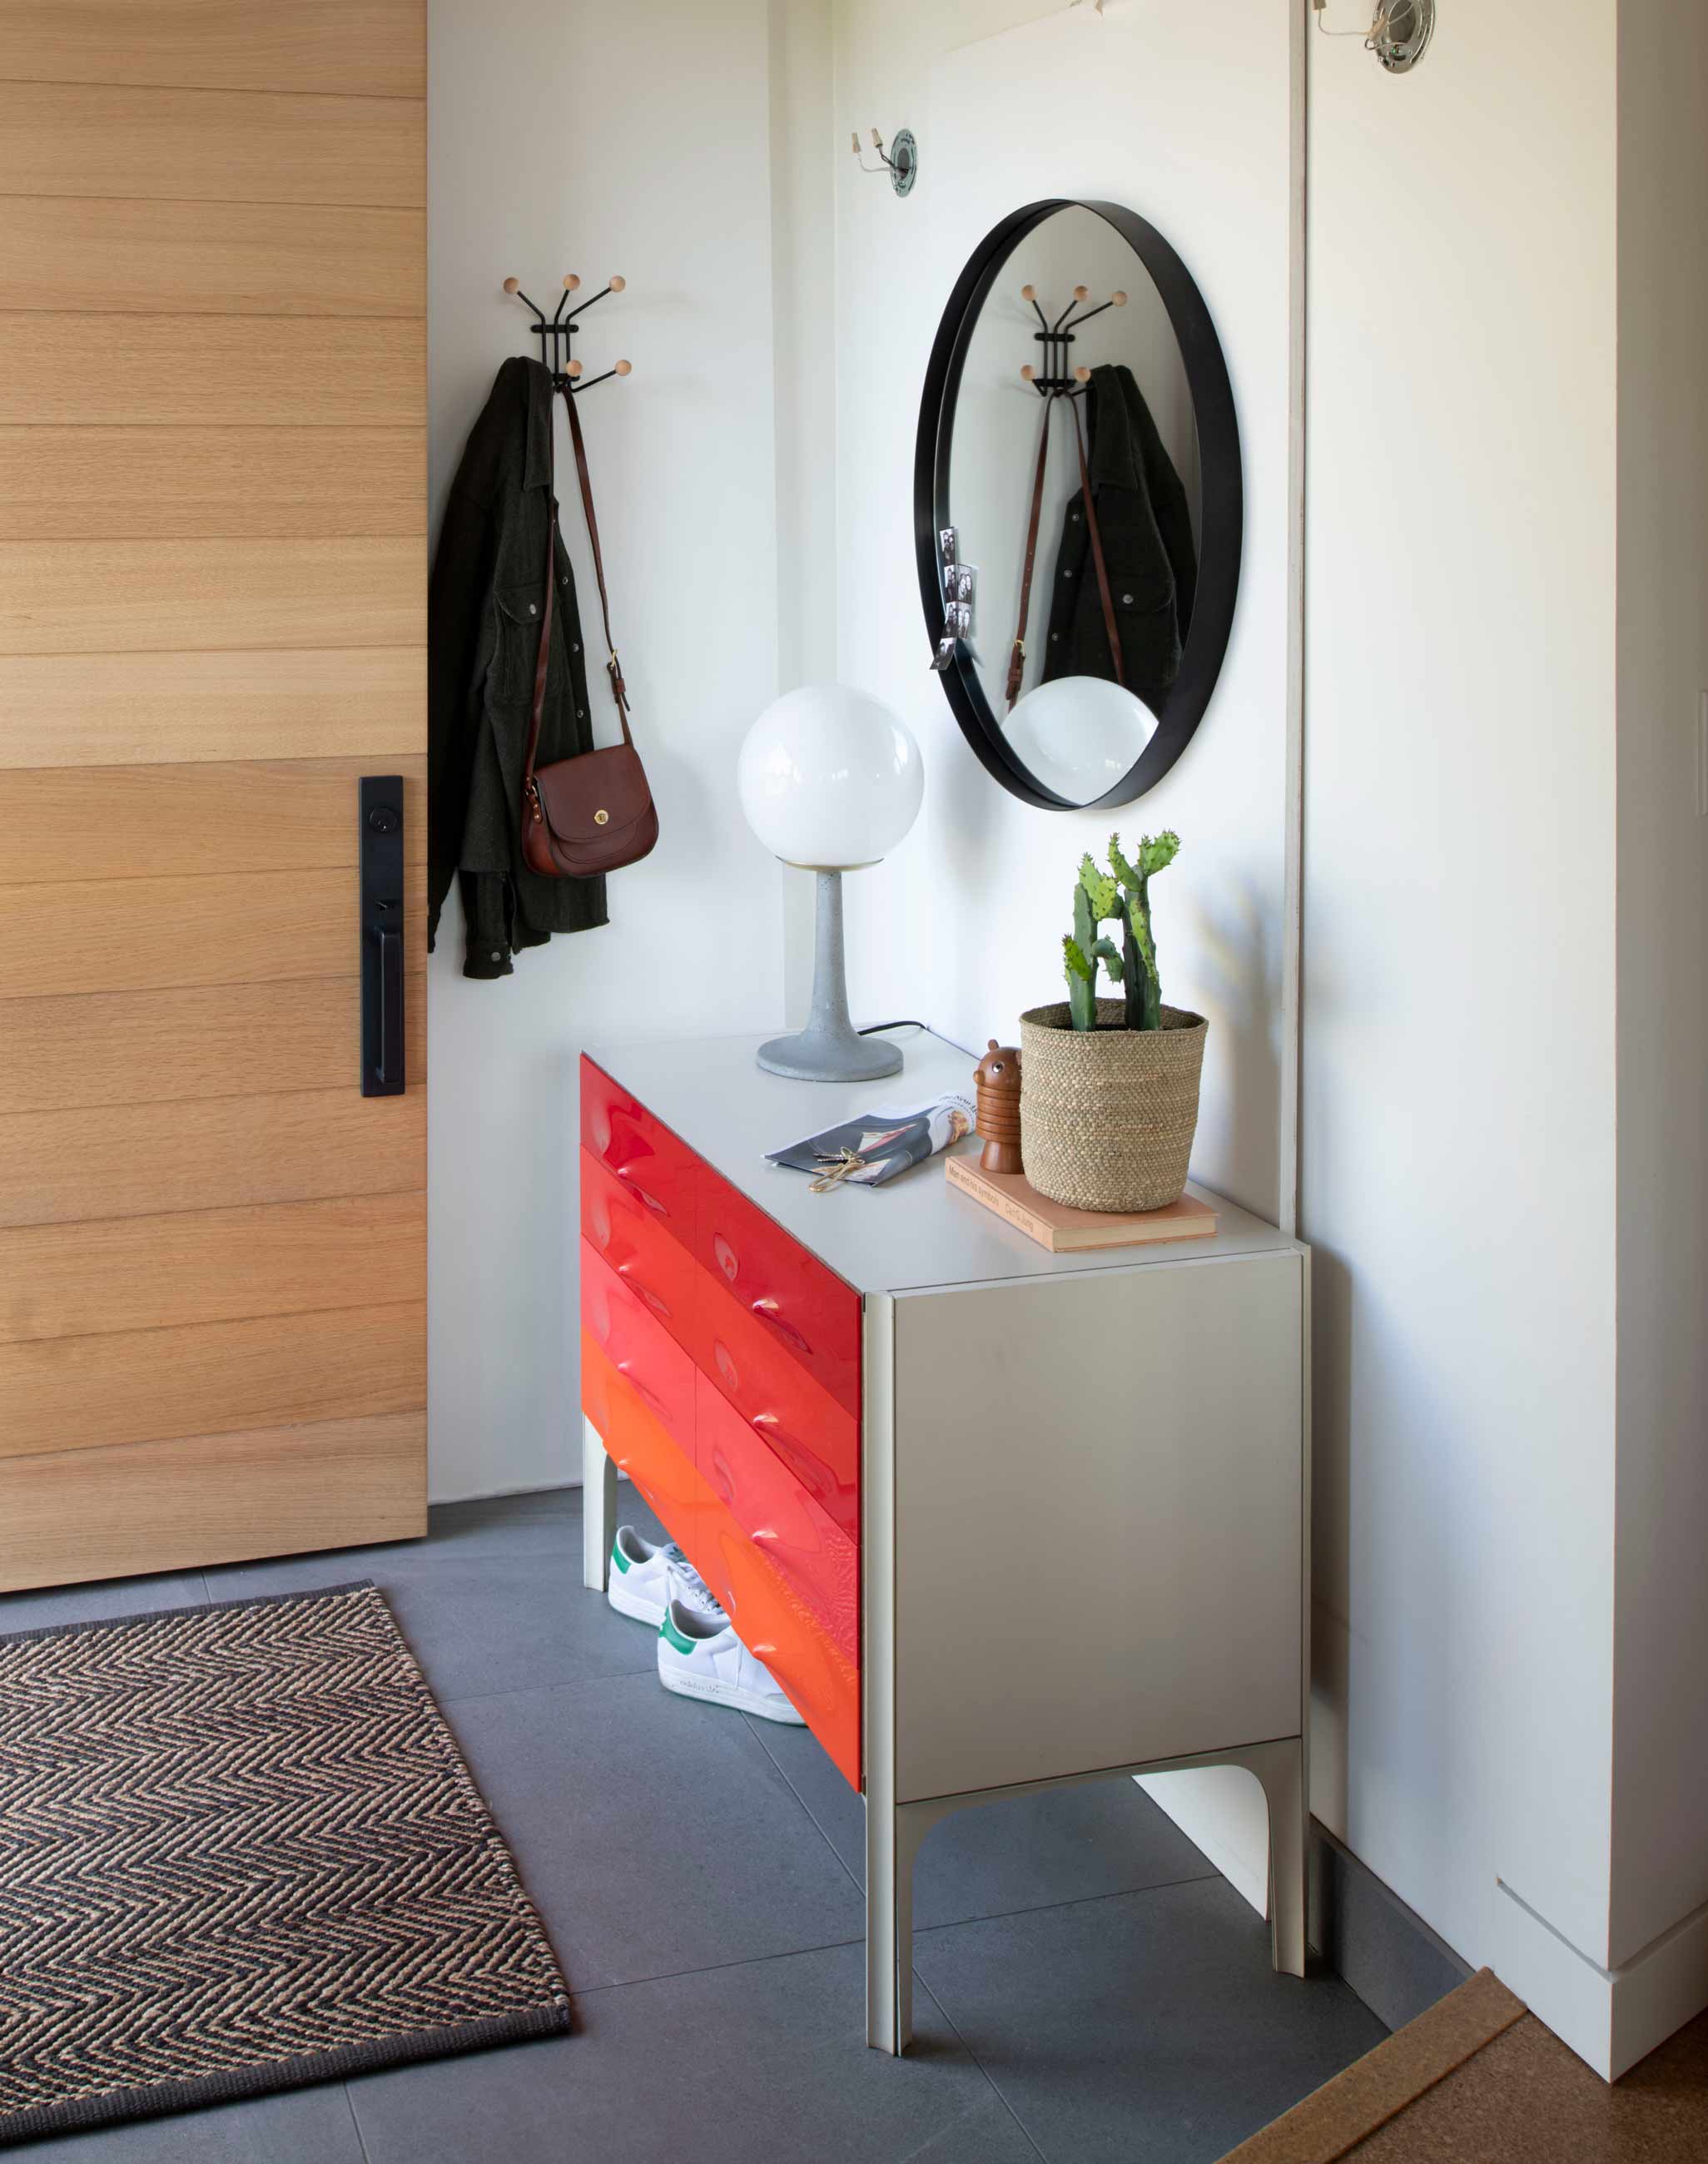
(493, 581, 547, 702)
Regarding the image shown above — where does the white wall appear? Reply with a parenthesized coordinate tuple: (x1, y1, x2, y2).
(832, 0, 1294, 1214)
(426, 0, 788, 1500)
(1611, 0, 1708, 2008)
(1303, 0, 1626, 2069)
(827, 0, 1296, 1910)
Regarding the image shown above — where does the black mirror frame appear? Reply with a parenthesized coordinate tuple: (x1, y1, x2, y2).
(914, 198, 1243, 812)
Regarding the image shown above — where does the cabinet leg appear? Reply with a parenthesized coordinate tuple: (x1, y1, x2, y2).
(1250, 1736, 1307, 1978)
(866, 1798, 926, 2054)
(581, 1416, 617, 1593)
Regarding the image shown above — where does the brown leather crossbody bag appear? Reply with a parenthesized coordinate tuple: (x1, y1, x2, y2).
(521, 380, 658, 879)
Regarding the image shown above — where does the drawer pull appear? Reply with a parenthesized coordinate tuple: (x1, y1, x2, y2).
(615, 1168, 669, 1217)
(614, 1259, 669, 1318)
(750, 1297, 812, 1356)
(614, 1358, 670, 1417)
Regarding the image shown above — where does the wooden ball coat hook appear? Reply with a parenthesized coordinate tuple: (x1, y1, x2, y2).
(502, 277, 520, 294)
(614, 359, 633, 376)
(563, 273, 581, 291)
(608, 275, 626, 292)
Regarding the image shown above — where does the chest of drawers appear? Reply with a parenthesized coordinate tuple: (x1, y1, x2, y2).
(578, 1031, 1310, 2053)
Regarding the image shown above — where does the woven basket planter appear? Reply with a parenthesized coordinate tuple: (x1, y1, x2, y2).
(1019, 1000, 1208, 1213)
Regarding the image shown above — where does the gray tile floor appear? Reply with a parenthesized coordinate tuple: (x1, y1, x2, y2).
(4, 1490, 1388, 2164)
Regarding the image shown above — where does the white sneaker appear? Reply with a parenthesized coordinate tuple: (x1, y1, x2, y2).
(657, 1599, 806, 1725)
(608, 1526, 722, 1630)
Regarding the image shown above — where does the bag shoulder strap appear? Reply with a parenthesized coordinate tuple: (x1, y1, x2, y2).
(523, 379, 632, 799)
(1006, 397, 1054, 711)
(563, 381, 633, 746)
(1069, 394, 1125, 691)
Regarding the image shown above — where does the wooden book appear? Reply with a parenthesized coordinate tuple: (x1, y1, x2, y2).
(946, 1153, 1218, 1253)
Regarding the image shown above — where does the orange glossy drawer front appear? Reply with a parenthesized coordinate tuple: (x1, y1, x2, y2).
(580, 1149, 700, 1358)
(697, 1498, 860, 1791)
(696, 1269, 859, 1543)
(696, 1165, 861, 1420)
(579, 1241, 696, 1457)
(580, 1335, 707, 1560)
(584, 1342, 859, 1791)
(695, 1372, 857, 1665)
(580, 1056, 698, 1254)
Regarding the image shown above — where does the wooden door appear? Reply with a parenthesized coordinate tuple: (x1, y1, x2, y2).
(0, 2, 428, 1591)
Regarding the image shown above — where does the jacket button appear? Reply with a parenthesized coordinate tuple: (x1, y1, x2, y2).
(1122, 593, 1134, 604)
(528, 603, 538, 616)
(1062, 568, 1073, 578)
(489, 950, 501, 962)
(573, 642, 580, 653)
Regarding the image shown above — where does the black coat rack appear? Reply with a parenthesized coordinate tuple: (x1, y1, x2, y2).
(1019, 281, 1127, 399)
(502, 272, 632, 394)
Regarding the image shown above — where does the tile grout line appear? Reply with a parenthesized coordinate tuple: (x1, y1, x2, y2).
(342, 2080, 375, 2164)
(912, 1970, 1051, 2164)
(912, 1867, 1229, 1944)
(741, 1713, 871, 1903)
(573, 1933, 871, 1999)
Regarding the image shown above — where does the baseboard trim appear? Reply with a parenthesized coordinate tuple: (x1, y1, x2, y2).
(1311, 1823, 1473, 2032)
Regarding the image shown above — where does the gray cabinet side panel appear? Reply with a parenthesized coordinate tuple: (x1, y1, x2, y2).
(892, 1254, 1304, 1803)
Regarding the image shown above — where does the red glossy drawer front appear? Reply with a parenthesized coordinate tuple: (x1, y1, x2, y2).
(696, 1165, 861, 1419)
(580, 1149, 699, 1358)
(695, 1372, 857, 1665)
(579, 1240, 696, 1456)
(580, 1336, 705, 1557)
(697, 1275, 858, 1544)
(580, 1056, 698, 1254)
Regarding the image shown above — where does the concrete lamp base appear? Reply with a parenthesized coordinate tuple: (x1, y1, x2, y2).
(757, 869, 904, 1084)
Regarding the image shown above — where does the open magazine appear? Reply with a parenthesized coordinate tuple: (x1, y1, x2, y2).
(766, 1093, 975, 1189)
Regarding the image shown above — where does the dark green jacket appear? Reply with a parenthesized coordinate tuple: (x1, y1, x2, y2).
(1041, 363, 1198, 712)
(428, 357, 607, 977)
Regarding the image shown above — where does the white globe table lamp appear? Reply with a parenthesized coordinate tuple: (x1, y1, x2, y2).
(738, 685, 923, 1082)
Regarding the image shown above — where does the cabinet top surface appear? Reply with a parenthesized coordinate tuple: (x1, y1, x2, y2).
(583, 1030, 1300, 1298)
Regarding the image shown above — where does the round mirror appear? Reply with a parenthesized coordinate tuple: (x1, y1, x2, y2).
(916, 200, 1241, 810)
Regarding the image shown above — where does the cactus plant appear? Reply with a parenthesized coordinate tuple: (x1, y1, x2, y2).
(1060, 831, 1180, 1031)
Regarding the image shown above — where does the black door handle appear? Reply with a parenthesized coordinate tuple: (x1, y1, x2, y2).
(360, 777, 405, 1097)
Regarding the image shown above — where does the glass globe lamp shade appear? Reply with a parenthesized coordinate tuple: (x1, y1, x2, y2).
(1004, 676, 1156, 807)
(737, 685, 923, 869)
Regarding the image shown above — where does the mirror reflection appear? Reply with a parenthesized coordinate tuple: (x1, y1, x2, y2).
(948, 205, 1201, 806)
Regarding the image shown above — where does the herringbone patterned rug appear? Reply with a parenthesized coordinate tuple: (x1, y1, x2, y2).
(0, 1580, 571, 2146)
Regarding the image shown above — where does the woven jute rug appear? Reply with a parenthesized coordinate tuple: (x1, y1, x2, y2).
(0, 1581, 570, 2147)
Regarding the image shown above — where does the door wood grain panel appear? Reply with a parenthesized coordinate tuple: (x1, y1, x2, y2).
(0, 197, 424, 319)
(0, 1412, 426, 1594)
(0, 316, 423, 426)
(0, 759, 425, 883)
(0, 1193, 425, 1343)
(0, 84, 424, 209)
(0, 428, 425, 542)
(0, 1086, 425, 1229)
(0, 862, 427, 1000)
(0, 1300, 425, 1463)
(0, 649, 426, 770)
(0, 0, 428, 1583)
(0, 974, 425, 1116)
(0, 539, 422, 655)
(0, 2, 425, 100)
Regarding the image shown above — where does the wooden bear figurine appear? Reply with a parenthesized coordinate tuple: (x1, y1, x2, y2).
(973, 1040, 1024, 1176)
